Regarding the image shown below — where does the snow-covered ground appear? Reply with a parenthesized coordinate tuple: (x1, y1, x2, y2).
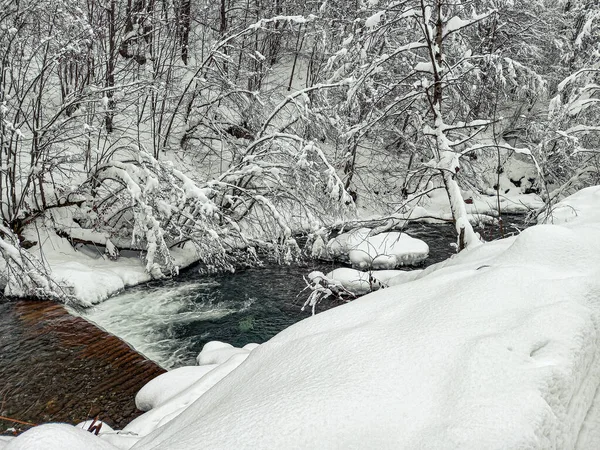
(5, 185, 600, 449)
(9, 227, 201, 307)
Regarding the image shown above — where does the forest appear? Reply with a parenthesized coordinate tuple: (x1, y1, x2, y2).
(1, 0, 600, 297)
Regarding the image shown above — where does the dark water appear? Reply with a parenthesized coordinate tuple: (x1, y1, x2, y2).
(80, 215, 529, 369)
(0, 301, 164, 433)
(79, 261, 342, 368)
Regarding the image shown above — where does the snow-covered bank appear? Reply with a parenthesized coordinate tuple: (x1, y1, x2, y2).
(1, 227, 201, 307)
(6, 186, 600, 449)
(130, 186, 600, 449)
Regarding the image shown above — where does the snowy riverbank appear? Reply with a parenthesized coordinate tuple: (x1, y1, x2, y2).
(0, 187, 543, 307)
(4, 186, 600, 449)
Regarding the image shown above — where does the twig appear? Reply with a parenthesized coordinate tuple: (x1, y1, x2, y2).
(0, 415, 37, 427)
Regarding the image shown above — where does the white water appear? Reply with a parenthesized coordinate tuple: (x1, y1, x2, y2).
(73, 280, 239, 369)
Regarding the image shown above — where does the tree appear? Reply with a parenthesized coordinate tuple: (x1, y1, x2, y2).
(320, 0, 561, 249)
(0, 1, 354, 298)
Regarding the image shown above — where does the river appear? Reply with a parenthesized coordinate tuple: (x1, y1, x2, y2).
(0, 216, 528, 432)
(77, 217, 527, 369)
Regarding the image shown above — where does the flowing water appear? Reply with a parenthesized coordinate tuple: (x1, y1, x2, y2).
(0, 301, 165, 432)
(78, 216, 528, 369)
(0, 216, 529, 431)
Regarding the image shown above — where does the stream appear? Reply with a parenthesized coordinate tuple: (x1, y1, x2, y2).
(77, 216, 528, 369)
(0, 216, 529, 431)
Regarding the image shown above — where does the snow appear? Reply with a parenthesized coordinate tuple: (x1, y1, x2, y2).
(4, 424, 116, 450)
(196, 341, 251, 365)
(541, 185, 600, 226)
(125, 186, 600, 450)
(7, 187, 600, 450)
(13, 227, 201, 307)
(414, 61, 434, 73)
(122, 353, 250, 439)
(326, 228, 429, 269)
(325, 267, 413, 294)
(135, 365, 218, 411)
(365, 11, 384, 29)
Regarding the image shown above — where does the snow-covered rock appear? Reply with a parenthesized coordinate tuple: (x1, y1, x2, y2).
(196, 341, 250, 365)
(325, 267, 410, 294)
(326, 228, 429, 269)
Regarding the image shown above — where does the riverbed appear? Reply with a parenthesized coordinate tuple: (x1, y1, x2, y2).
(78, 217, 526, 369)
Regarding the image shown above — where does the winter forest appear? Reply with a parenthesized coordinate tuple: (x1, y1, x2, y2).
(2, 0, 600, 448)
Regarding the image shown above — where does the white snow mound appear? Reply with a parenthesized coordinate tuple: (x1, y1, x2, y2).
(5, 424, 117, 450)
(326, 267, 412, 294)
(196, 341, 250, 365)
(542, 185, 600, 226)
(326, 228, 429, 269)
(135, 365, 218, 411)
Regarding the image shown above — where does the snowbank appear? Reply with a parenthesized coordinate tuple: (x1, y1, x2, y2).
(13, 228, 199, 307)
(542, 185, 600, 226)
(407, 185, 544, 224)
(135, 365, 218, 412)
(7, 186, 600, 449)
(326, 228, 429, 269)
(4, 424, 116, 450)
(118, 342, 257, 440)
(126, 187, 600, 449)
(0, 437, 13, 449)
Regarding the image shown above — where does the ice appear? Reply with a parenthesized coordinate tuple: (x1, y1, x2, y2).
(326, 228, 429, 269)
